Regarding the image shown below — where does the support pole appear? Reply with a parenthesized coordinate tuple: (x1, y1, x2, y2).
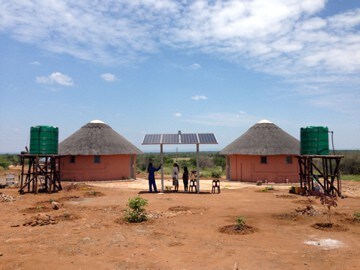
(196, 143, 200, 194)
(160, 144, 164, 193)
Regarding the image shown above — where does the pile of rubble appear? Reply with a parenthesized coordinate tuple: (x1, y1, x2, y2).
(295, 205, 319, 216)
(146, 210, 193, 219)
(0, 193, 16, 203)
(23, 213, 58, 226)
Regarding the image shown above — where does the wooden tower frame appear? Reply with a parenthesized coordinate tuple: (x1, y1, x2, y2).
(19, 154, 62, 194)
(297, 155, 343, 196)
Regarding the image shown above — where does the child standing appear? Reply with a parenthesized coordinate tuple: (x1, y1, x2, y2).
(172, 163, 179, 192)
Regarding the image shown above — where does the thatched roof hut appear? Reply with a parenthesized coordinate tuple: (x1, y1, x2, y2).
(220, 120, 300, 183)
(59, 120, 142, 155)
(220, 120, 299, 155)
(59, 120, 142, 181)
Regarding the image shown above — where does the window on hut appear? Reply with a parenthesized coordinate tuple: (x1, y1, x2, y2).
(94, 155, 101, 164)
(260, 156, 267, 164)
(70, 156, 76, 163)
(286, 156, 293, 164)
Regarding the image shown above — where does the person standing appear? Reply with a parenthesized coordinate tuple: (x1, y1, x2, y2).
(147, 162, 161, 193)
(172, 163, 180, 192)
(183, 166, 189, 192)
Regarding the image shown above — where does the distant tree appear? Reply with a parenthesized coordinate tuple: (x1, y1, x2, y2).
(213, 154, 226, 170)
(0, 157, 10, 169)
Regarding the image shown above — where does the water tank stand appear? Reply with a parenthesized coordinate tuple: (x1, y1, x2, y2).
(297, 155, 343, 196)
(18, 154, 62, 194)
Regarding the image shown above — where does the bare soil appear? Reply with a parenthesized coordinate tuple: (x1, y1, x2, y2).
(0, 178, 360, 270)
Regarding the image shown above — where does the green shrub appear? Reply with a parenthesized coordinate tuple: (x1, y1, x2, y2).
(261, 186, 274, 192)
(124, 196, 148, 223)
(211, 166, 223, 178)
(353, 212, 360, 222)
(235, 216, 246, 230)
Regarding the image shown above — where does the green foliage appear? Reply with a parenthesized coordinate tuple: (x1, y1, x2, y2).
(235, 216, 246, 230)
(213, 154, 226, 170)
(0, 157, 10, 170)
(210, 166, 223, 178)
(353, 212, 360, 222)
(261, 186, 274, 192)
(124, 196, 148, 223)
(136, 152, 226, 179)
(0, 154, 20, 169)
(342, 175, 360, 181)
(336, 150, 360, 175)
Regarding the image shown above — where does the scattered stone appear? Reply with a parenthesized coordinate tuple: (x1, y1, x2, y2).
(10, 224, 20, 228)
(0, 253, 3, 256)
(146, 210, 193, 220)
(51, 201, 60, 210)
(0, 194, 16, 202)
(23, 214, 58, 227)
(295, 205, 318, 216)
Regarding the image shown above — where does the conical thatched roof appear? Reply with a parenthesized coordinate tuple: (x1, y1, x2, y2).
(220, 120, 299, 155)
(59, 120, 143, 155)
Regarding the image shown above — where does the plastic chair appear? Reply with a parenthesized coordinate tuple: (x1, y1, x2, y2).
(189, 179, 197, 193)
(212, 179, 220, 194)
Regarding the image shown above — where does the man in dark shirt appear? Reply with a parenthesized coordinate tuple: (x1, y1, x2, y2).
(147, 163, 162, 193)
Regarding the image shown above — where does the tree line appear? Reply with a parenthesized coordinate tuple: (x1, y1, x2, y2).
(1, 151, 359, 176)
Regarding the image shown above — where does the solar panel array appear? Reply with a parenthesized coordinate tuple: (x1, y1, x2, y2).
(198, 133, 218, 144)
(162, 134, 179, 144)
(142, 134, 161, 144)
(181, 133, 198, 144)
(142, 133, 217, 144)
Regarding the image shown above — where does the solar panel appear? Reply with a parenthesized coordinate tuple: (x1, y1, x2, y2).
(142, 133, 217, 144)
(162, 134, 180, 144)
(181, 133, 198, 144)
(142, 134, 161, 144)
(198, 133, 218, 144)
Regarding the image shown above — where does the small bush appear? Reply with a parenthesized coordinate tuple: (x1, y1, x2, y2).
(124, 196, 148, 223)
(353, 212, 360, 222)
(315, 193, 337, 224)
(211, 170, 222, 178)
(235, 216, 246, 230)
(261, 186, 274, 192)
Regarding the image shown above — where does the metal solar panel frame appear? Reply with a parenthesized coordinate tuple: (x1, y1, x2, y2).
(198, 133, 218, 144)
(142, 134, 162, 145)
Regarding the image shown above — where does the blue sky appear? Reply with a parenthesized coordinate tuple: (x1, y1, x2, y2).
(0, 0, 359, 153)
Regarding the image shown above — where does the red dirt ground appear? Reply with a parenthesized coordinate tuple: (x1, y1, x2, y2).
(0, 179, 359, 270)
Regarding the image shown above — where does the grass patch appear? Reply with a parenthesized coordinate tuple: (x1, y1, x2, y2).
(353, 212, 360, 222)
(342, 175, 360, 181)
(260, 186, 275, 192)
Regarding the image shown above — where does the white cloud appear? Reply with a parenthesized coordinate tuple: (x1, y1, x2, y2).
(29, 61, 40, 65)
(191, 95, 207, 101)
(101, 73, 117, 82)
(1, 0, 359, 84)
(36, 72, 74, 86)
(174, 112, 182, 117)
(189, 63, 201, 70)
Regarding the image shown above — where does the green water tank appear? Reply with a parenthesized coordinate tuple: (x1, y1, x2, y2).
(300, 126, 329, 155)
(30, 126, 59, 154)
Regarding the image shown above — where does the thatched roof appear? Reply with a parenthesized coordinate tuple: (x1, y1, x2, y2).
(220, 120, 299, 155)
(59, 120, 143, 155)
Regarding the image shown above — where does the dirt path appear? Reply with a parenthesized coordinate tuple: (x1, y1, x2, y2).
(1, 180, 359, 270)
